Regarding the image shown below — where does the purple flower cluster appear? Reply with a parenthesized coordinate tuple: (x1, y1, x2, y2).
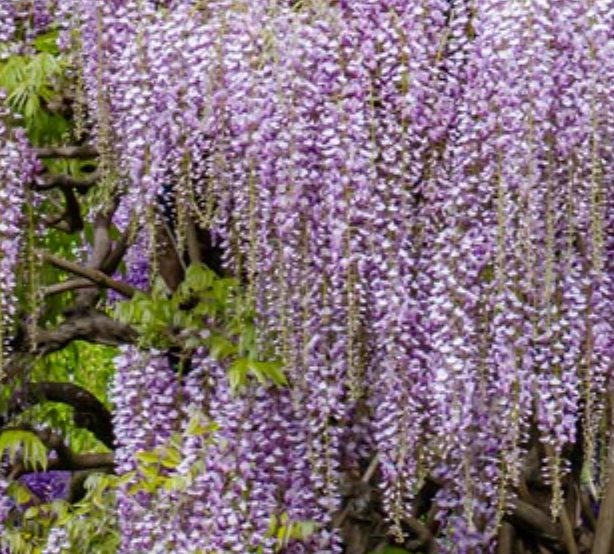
(41, 527, 70, 554)
(52, 0, 614, 551)
(111, 346, 184, 553)
(18, 470, 71, 504)
(0, 106, 38, 366)
(0, 476, 10, 526)
(111, 346, 341, 553)
(0, 2, 16, 44)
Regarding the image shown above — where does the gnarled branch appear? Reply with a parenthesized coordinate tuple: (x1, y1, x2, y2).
(34, 145, 99, 159)
(42, 252, 138, 298)
(593, 458, 614, 554)
(32, 172, 99, 193)
(5, 381, 115, 449)
(34, 308, 137, 355)
(505, 499, 564, 553)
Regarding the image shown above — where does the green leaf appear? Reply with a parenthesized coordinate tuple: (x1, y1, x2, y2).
(0, 430, 48, 470)
(23, 506, 39, 520)
(151, 275, 171, 300)
(247, 360, 268, 385)
(270, 514, 319, 550)
(163, 474, 188, 492)
(136, 451, 161, 465)
(23, 93, 41, 120)
(5, 530, 27, 554)
(238, 324, 257, 355)
(159, 445, 182, 469)
(212, 277, 238, 304)
(256, 360, 288, 386)
(185, 413, 217, 437)
(209, 334, 237, 360)
(228, 358, 249, 391)
(33, 31, 61, 55)
(184, 262, 216, 291)
(0, 55, 27, 92)
(8, 482, 32, 505)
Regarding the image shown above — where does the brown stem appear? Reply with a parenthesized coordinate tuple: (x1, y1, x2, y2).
(580, 491, 597, 531)
(61, 187, 84, 232)
(186, 217, 202, 265)
(46, 433, 115, 470)
(43, 278, 95, 296)
(33, 172, 99, 192)
(72, 207, 117, 308)
(88, 211, 113, 269)
(5, 382, 115, 449)
(505, 499, 564, 552)
(100, 216, 138, 275)
(42, 252, 138, 298)
(592, 460, 614, 554)
(497, 522, 516, 554)
(3, 426, 115, 477)
(34, 145, 99, 158)
(559, 506, 578, 554)
(34, 309, 138, 354)
(404, 516, 438, 554)
(333, 454, 380, 528)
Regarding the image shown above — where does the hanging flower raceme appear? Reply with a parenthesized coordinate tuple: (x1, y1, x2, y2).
(111, 346, 184, 554)
(0, 108, 38, 369)
(0, 2, 16, 44)
(49, 0, 614, 552)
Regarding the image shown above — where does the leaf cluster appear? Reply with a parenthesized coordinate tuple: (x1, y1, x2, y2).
(0, 29, 70, 145)
(115, 263, 287, 391)
(0, 430, 47, 471)
(2, 473, 120, 554)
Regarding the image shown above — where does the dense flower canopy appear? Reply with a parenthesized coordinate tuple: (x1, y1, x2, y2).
(1, 1, 614, 553)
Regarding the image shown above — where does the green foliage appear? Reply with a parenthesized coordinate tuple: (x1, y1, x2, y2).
(3, 474, 120, 554)
(126, 412, 217, 496)
(2, 499, 70, 554)
(0, 430, 47, 471)
(31, 342, 115, 407)
(130, 432, 185, 494)
(268, 513, 319, 552)
(60, 473, 120, 554)
(114, 413, 320, 554)
(7, 481, 33, 506)
(0, 29, 70, 144)
(116, 263, 287, 391)
(22, 343, 116, 453)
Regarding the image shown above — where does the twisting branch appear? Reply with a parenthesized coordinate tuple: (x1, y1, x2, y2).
(59, 187, 84, 232)
(70, 205, 119, 309)
(33, 308, 138, 354)
(39, 429, 115, 470)
(34, 145, 99, 159)
(592, 458, 614, 554)
(559, 506, 578, 554)
(42, 278, 95, 296)
(404, 517, 438, 554)
(496, 522, 516, 554)
(504, 499, 564, 553)
(89, 210, 113, 269)
(32, 172, 99, 193)
(4, 382, 115, 449)
(334, 454, 380, 528)
(42, 252, 138, 298)
(101, 216, 139, 275)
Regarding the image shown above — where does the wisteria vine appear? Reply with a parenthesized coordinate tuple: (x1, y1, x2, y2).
(2, 0, 614, 553)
